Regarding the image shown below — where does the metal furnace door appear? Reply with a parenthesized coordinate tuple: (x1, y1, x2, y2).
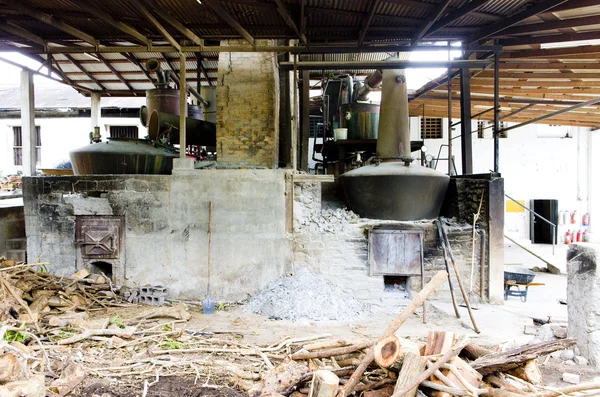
(368, 229, 423, 276)
(76, 216, 124, 259)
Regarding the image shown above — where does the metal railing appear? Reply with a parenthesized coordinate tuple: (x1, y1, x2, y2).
(505, 194, 556, 254)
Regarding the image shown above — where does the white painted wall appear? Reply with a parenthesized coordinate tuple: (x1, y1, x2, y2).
(0, 116, 144, 176)
(411, 118, 594, 241)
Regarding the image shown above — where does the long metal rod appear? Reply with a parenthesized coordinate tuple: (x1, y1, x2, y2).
(8, 44, 502, 55)
(499, 96, 600, 134)
(493, 50, 500, 173)
(291, 54, 298, 171)
(505, 194, 556, 254)
(451, 107, 494, 127)
(447, 64, 452, 176)
(504, 234, 557, 268)
(280, 59, 491, 70)
(169, 71, 209, 107)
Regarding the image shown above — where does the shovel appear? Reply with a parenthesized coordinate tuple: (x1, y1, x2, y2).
(203, 201, 215, 314)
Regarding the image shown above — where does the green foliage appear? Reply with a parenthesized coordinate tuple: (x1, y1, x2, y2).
(162, 324, 172, 331)
(109, 314, 126, 329)
(159, 338, 184, 350)
(3, 330, 27, 343)
(216, 302, 226, 311)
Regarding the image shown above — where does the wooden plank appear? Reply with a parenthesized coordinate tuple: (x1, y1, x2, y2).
(503, 45, 600, 59)
(474, 71, 600, 79)
(499, 15, 600, 36)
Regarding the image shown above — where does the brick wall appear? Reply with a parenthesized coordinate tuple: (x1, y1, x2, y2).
(216, 40, 280, 168)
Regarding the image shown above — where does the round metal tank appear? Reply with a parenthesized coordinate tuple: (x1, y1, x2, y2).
(188, 104, 204, 120)
(145, 88, 184, 119)
(340, 102, 380, 140)
(69, 138, 178, 175)
(340, 162, 450, 220)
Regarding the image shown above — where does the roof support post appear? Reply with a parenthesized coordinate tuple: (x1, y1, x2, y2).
(493, 50, 500, 173)
(447, 65, 452, 176)
(460, 66, 473, 174)
(179, 53, 187, 159)
(20, 70, 36, 176)
(91, 92, 101, 134)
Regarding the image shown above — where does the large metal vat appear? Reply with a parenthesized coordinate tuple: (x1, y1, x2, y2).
(145, 88, 182, 117)
(340, 102, 380, 140)
(69, 138, 178, 175)
(342, 162, 449, 220)
(340, 64, 449, 221)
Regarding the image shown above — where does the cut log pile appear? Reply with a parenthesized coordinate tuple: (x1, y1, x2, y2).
(0, 175, 22, 192)
(1, 264, 599, 396)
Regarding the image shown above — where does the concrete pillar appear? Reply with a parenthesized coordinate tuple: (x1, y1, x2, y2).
(488, 177, 505, 304)
(90, 92, 101, 132)
(20, 70, 36, 176)
(589, 130, 599, 234)
(567, 244, 600, 366)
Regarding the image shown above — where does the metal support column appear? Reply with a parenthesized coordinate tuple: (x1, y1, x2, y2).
(300, 70, 310, 172)
(291, 54, 298, 171)
(493, 51, 500, 173)
(447, 66, 452, 175)
(90, 92, 101, 132)
(20, 70, 36, 176)
(179, 53, 187, 158)
(460, 67, 473, 174)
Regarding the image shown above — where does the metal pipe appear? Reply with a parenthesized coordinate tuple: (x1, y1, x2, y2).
(169, 71, 209, 107)
(493, 50, 500, 173)
(292, 54, 298, 171)
(279, 59, 492, 70)
(355, 70, 382, 101)
(376, 66, 409, 159)
(447, 65, 452, 175)
(451, 107, 494, 127)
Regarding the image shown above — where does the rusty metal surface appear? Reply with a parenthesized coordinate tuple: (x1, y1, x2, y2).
(69, 138, 178, 175)
(369, 228, 423, 276)
(76, 216, 124, 260)
(339, 102, 380, 140)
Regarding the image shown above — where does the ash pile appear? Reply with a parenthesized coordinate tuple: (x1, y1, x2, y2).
(243, 269, 370, 321)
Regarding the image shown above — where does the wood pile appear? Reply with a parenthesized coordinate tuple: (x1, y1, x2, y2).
(250, 271, 600, 397)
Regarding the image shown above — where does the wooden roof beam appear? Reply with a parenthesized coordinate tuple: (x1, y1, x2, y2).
(150, 2, 204, 46)
(73, 3, 151, 46)
(122, 53, 155, 84)
(475, 71, 600, 79)
(0, 21, 46, 47)
(500, 15, 600, 36)
(468, 0, 569, 44)
(501, 31, 600, 47)
(64, 54, 106, 91)
(411, 0, 452, 46)
(8, 1, 98, 46)
(203, 0, 255, 46)
(426, 0, 491, 38)
(503, 45, 600, 59)
(97, 55, 134, 91)
(274, 0, 307, 45)
(196, 53, 214, 87)
(358, 0, 381, 47)
(131, 0, 181, 52)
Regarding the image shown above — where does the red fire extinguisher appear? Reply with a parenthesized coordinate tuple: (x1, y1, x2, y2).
(565, 230, 572, 244)
(571, 211, 577, 224)
(577, 230, 583, 242)
(583, 213, 590, 226)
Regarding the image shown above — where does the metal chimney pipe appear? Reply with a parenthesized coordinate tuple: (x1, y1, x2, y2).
(375, 67, 410, 159)
(355, 70, 383, 102)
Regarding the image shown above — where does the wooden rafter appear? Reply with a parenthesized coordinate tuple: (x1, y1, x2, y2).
(474, 71, 600, 79)
(501, 31, 600, 47)
(274, 0, 307, 45)
(131, 0, 181, 51)
(122, 53, 155, 84)
(498, 61, 600, 70)
(8, 1, 98, 46)
(503, 45, 600, 59)
(499, 104, 536, 120)
(411, 0, 452, 46)
(64, 54, 106, 91)
(196, 53, 214, 87)
(150, 2, 204, 46)
(426, 0, 490, 38)
(500, 15, 600, 36)
(358, 0, 381, 46)
(468, 0, 569, 44)
(0, 21, 45, 46)
(203, 0, 255, 46)
(300, 0, 306, 39)
(73, 3, 150, 46)
(98, 55, 134, 91)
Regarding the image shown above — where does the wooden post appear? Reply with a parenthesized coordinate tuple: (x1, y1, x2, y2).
(395, 353, 427, 397)
(20, 70, 36, 176)
(179, 52, 187, 158)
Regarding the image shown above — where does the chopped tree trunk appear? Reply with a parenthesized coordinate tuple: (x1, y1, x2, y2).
(394, 353, 427, 397)
(291, 341, 374, 361)
(485, 374, 529, 395)
(471, 339, 576, 375)
(374, 335, 401, 368)
(506, 359, 542, 385)
(461, 343, 493, 361)
(308, 370, 340, 397)
(424, 331, 456, 397)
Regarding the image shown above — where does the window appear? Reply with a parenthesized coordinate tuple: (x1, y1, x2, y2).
(477, 120, 486, 138)
(476, 121, 507, 139)
(309, 115, 324, 138)
(109, 125, 139, 139)
(420, 118, 443, 139)
(13, 126, 41, 166)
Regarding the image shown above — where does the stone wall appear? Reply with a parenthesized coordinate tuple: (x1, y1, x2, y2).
(216, 40, 280, 168)
(292, 181, 484, 306)
(23, 171, 292, 301)
(0, 205, 25, 259)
